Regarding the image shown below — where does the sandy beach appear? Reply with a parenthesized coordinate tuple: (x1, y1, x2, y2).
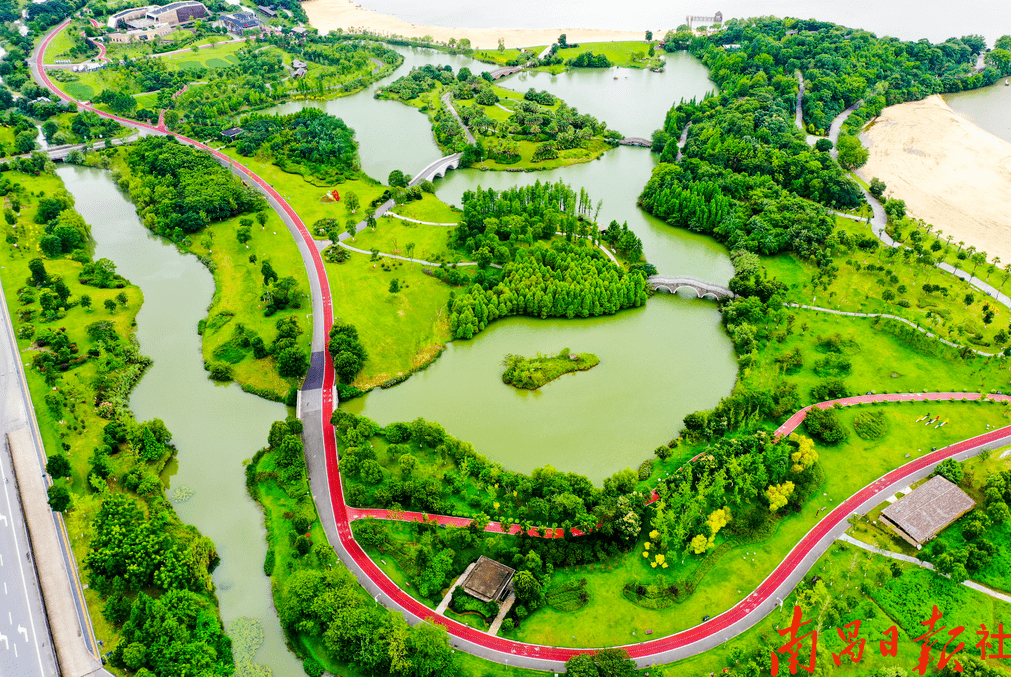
(858, 94, 1011, 265)
(303, 0, 645, 49)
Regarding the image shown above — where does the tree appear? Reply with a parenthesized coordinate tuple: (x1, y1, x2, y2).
(388, 169, 407, 188)
(237, 226, 252, 244)
(964, 292, 976, 307)
(869, 177, 887, 199)
(47, 484, 71, 512)
(256, 211, 268, 228)
(345, 217, 358, 241)
(558, 34, 567, 47)
(15, 130, 37, 154)
(277, 347, 308, 378)
(104, 299, 117, 313)
(405, 242, 416, 265)
(565, 649, 636, 677)
(935, 458, 963, 484)
(344, 190, 360, 214)
(814, 138, 833, 153)
(645, 30, 653, 41)
(116, 291, 128, 306)
(46, 454, 72, 479)
(885, 198, 907, 221)
(512, 570, 544, 608)
(836, 135, 869, 170)
(261, 260, 278, 286)
(388, 278, 400, 294)
(80, 294, 92, 310)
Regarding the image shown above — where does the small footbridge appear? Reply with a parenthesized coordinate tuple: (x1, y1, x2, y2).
(410, 153, 462, 186)
(647, 275, 734, 300)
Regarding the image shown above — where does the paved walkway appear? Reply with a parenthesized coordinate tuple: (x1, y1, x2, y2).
(441, 92, 475, 145)
(785, 303, 999, 357)
(839, 534, 1011, 604)
(385, 212, 456, 226)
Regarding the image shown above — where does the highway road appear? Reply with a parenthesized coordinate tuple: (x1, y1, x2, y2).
(0, 273, 60, 677)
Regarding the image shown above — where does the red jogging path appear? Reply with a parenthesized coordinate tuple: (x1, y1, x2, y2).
(32, 20, 1011, 670)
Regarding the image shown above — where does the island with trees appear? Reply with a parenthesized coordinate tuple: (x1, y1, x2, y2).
(377, 63, 621, 168)
(501, 348, 599, 389)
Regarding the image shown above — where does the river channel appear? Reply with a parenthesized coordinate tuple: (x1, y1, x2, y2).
(56, 166, 301, 675)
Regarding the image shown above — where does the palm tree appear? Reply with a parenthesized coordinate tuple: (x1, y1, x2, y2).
(1002, 263, 1011, 289)
(971, 250, 987, 278)
(957, 240, 965, 253)
(989, 256, 1001, 281)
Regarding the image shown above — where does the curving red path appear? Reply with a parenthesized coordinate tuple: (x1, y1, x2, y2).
(31, 20, 1011, 669)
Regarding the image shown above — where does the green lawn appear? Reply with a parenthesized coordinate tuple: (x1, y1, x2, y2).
(556, 40, 662, 69)
(157, 40, 245, 71)
(326, 254, 451, 386)
(353, 217, 459, 264)
(43, 22, 80, 62)
(769, 219, 1010, 348)
(389, 194, 462, 222)
(659, 544, 1011, 677)
(471, 47, 538, 65)
(219, 149, 388, 235)
(186, 211, 311, 399)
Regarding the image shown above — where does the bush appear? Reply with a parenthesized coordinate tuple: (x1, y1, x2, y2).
(935, 458, 964, 484)
(853, 410, 889, 440)
(302, 657, 324, 677)
(804, 406, 847, 444)
(637, 459, 653, 481)
(810, 378, 849, 401)
(813, 354, 851, 377)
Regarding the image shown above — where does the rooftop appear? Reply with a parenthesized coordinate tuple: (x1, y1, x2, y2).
(880, 476, 975, 545)
(148, 1, 205, 15)
(461, 556, 514, 603)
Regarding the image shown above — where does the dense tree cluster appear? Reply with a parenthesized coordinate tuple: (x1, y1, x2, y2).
(652, 431, 820, 556)
(328, 320, 368, 383)
(236, 108, 360, 182)
(449, 242, 648, 339)
(568, 52, 613, 68)
(335, 411, 652, 543)
(642, 20, 1011, 259)
(124, 136, 265, 236)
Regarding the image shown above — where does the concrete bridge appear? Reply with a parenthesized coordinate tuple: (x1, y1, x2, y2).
(647, 275, 734, 300)
(409, 152, 462, 185)
(490, 65, 524, 80)
(619, 137, 651, 147)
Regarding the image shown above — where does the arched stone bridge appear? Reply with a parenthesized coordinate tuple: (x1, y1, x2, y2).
(647, 275, 735, 300)
(410, 153, 462, 186)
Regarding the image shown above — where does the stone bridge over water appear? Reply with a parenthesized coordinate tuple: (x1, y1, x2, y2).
(410, 153, 462, 185)
(647, 275, 734, 300)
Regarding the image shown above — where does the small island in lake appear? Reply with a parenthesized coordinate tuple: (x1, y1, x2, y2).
(501, 348, 600, 390)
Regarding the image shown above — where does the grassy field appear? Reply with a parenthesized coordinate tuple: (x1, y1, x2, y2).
(219, 149, 388, 234)
(326, 253, 452, 386)
(43, 22, 81, 62)
(388, 194, 462, 222)
(471, 47, 539, 65)
(354, 217, 459, 263)
(157, 40, 244, 71)
(769, 216, 1010, 348)
(555, 40, 662, 69)
(658, 544, 1011, 677)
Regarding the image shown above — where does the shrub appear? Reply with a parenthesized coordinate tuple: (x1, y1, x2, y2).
(853, 410, 888, 440)
(813, 354, 851, 377)
(804, 406, 847, 444)
(810, 378, 849, 401)
(637, 459, 653, 481)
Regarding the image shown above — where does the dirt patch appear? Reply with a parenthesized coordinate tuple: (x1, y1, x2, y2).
(858, 94, 1011, 265)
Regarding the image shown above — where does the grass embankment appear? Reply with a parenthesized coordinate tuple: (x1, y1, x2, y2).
(769, 215, 1010, 348)
(43, 21, 86, 62)
(0, 169, 230, 662)
(551, 40, 663, 70)
(353, 217, 458, 263)
(471, 47, 538, 65)
(658, 543, 1011, 677)
(107, 152, 310, 400)
(501, 349, 599, 389)
(219, 148, 387, 232)
(326, 254, 452, 386)
(389, 193, 462, 222)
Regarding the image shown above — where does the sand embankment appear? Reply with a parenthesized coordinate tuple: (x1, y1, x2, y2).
(858, 94, 1011, 265)
(303, 0, 644, 49)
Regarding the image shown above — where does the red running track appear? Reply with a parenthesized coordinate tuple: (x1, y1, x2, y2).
(34, 20, 1011, 665)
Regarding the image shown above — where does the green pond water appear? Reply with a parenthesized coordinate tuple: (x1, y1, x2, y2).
(946, 80, 1011, 144)
(51, 43, 735, 672)
(56, 165, 302, 675)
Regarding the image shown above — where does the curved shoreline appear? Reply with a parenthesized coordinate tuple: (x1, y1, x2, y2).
(30, 19, 1011, 673)
(857, 94, 1011, 267)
